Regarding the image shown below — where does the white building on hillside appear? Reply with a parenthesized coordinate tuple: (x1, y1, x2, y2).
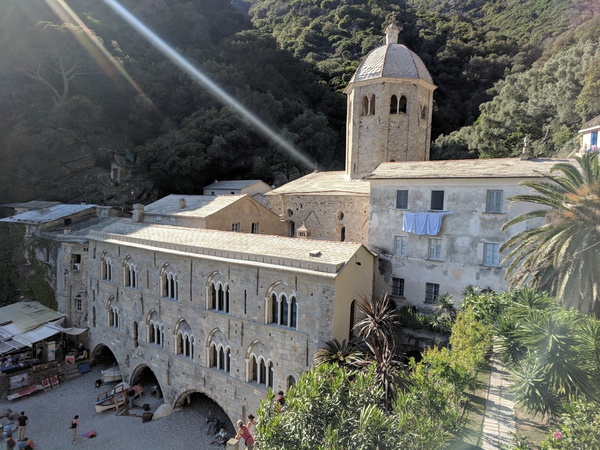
(366, 158, 562, 306)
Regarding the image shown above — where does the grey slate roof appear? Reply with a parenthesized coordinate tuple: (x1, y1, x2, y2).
(350, 44, 434, 85)
(366, 158, 575, 180)
(203, 180, 267, 190)
(88, 221, 364, 273)
(143, 195, 244, 217)
(0, 204, 95, 225)
(266, 172, 369, 196)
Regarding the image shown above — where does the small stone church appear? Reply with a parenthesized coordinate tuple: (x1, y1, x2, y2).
(1, 23, 564, 426)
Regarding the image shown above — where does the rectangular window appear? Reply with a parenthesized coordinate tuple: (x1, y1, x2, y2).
(394, 235, 407, 256)
(71, 254, 81, 270)
(392, 277, 405, 297)
(428, 238, 442, 260)
(251, 222, 260, 234)
(486, 190, 503, 213)
(154, 215, 162, 222)
(592, 131, 598, 147)
(483, 242, 500, 267)
(431, 190, 444, 211)
(425, 282, 439, 304)
(395, 190, 408, 209)
(76, 297, 82, 312)
(231, 222, 240, 232)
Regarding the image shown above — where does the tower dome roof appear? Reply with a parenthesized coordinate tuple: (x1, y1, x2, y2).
(348, 24, 433, 85)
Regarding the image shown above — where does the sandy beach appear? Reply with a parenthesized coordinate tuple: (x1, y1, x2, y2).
(0, 365, 236, 450)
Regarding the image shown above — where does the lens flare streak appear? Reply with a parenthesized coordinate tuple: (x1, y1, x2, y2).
(102, 0, 314, 169)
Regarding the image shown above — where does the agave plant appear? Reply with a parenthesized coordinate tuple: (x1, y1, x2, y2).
(314, 338, 361, 368)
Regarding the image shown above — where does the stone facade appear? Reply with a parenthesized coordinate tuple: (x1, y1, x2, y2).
(345, 80, 434, 179)
(48, 219, 374, 424)
(367, 158, 561, 308)
(264, 172, 370, 242)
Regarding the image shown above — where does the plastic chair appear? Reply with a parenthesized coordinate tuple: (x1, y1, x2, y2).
(41, 378, 51, 391)
(51, 375, 60, 388)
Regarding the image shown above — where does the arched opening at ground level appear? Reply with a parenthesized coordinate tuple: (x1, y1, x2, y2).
(130, 365, 162, 399)
(175, 391, 235, 438)
(90, 343, 118, 367)
(89, 343, 123, 386)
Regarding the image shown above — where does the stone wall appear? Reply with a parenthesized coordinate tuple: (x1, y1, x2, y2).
(82, 239, 370, 425)
(264, 193, 369, 243)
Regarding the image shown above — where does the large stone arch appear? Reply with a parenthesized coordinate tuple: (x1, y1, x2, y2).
(172, 385, 235, 430)
(90, 342, 119, 367)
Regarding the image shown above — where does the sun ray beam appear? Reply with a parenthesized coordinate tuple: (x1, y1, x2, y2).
(44, 0, 147, 99)
(102, 0, 315, 169)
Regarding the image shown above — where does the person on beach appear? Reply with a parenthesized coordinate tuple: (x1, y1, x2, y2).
(70, 416, 79, 444)
(5, 435, 15, 450)
(16, 412, 27, 442)
(206, 410, 217, 436)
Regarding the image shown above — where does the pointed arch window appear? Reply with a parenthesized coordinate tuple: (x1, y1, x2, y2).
(147, 311, 164, 347)
(208, 334, 231, 373)
(107, 297, 119, 329)
(100, 253, 112, 281)
(123, 257, 138, 289)
(421, 104, 427, 120)
(391, 95, 407, 114)
(160, 264, 178, 300)
(208, 275, 230, 313)
(247, 355, 273, 387)
(175, 319, 194, 359)
(268, 288, 298, 329)
(399, 95, 407, 113)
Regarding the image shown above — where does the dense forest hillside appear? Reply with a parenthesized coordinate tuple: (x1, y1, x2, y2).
(0, 0, 598, 206)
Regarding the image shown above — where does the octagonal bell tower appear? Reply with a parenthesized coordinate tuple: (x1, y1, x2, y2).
(345, 22, 437, 180)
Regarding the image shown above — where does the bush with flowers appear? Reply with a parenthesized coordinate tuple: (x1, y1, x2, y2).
(540, 400, 600, 449)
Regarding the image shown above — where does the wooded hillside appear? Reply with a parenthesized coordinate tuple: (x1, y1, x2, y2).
(0, 0, 598, 205)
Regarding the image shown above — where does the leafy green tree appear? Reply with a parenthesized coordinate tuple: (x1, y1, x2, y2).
(255, 363, 394, 450)
(501, 153, 600, 314)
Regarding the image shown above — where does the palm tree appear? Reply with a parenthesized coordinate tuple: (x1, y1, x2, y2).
(501, 152, 600, 315)
(353, 294, 407, 411)
(435, 292, 457, 323)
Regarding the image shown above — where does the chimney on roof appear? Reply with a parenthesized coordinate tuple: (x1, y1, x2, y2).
(132, 203, 144, 222)
(179, 198, 186, 209)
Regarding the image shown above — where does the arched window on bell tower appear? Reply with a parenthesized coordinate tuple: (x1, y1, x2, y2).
(362, 96, 369, 116)
(390, 95, 398, 114)
(399, 95, 407, 113)
(369, 94, 376, 115)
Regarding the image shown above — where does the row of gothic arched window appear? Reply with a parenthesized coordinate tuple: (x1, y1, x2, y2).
(98, 253, 298, 330)
(105, 306, 294, 388)
(360, 94, 427, 119)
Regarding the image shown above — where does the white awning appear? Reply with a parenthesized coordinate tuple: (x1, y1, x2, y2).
(12, 324, 62, 347)
(47, 319, 88, 336)
(0, 340, 26, 354)
(0, 323, 26, 340)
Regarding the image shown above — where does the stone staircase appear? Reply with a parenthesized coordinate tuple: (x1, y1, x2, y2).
(61, 362, 82, 382)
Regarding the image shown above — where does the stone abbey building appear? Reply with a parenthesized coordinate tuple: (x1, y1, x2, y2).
(2, 23, 564, 424)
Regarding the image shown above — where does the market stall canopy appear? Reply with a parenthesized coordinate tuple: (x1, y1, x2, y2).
(0, 302, 75, 353)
